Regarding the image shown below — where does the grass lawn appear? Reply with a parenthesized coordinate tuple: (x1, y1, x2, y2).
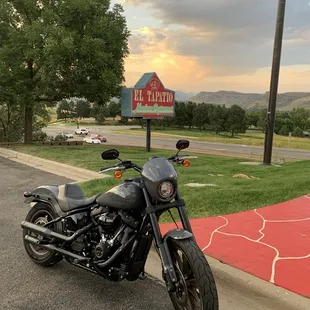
(8, 144, 310, 221)
(48, 118, 129, 127)
(49, 121, 98, 126)
(112, 128, 310, 151)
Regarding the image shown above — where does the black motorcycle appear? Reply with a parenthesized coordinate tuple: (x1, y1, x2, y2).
(21, 140, 219, 309)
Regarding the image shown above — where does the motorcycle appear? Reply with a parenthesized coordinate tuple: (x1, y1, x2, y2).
(21, 140, 219, 309)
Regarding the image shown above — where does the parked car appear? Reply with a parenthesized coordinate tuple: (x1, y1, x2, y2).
(83, 137, 101, 144)
(58, 132, 73, 139)
(75, 128, 90, 135)
(92, 134, 107, 143)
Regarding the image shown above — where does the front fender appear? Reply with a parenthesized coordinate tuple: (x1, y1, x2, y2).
(163, 228, 193, 243)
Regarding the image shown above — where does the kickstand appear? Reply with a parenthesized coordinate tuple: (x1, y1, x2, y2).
(139, 271, 147, 280)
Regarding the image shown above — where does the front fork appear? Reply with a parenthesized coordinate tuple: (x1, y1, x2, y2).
(143, 188, 194, 292)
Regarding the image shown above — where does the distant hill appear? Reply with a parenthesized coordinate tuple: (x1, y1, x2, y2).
(175, 90, 197, 102)
(188, 91, 310, 110)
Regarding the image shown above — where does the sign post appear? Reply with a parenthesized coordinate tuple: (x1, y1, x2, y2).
(121, 72, 175, 152)
(146, 119, 151, 152)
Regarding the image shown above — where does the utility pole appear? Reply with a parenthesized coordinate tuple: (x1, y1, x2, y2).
(263, 0, 287, 164)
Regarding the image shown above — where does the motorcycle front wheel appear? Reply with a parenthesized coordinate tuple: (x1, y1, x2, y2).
(167, 239, 219, 310)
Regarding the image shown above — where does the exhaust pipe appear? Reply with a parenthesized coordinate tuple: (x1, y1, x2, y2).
(21, 221, 70, 242)
(21, 221, 93, 243)
(24, 235, 89, 263)
(96, 234, 136, 268)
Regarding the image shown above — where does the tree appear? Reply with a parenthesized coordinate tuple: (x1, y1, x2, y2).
(227, 105, 247, 137)
(91, 103, 109, 125)
(210, 105, 228, 134)
(292, 126, 304, 137)
(184, 102, 196, 130)
(279, 125, 290, 136)
(75, 99, 91, 119)
(275, 115, 294, 135)
(257, 109, 267, 132)
(108, 101, 121, 120)
(174, 101, 187, 128)
(290, 108, 310, 131)
(193, 103, 209, 131)
(0, 0, 129, 143)
(0, 102, 24, 142)
(246, 110, 260, 128)
(0, 100, 51, 142)
(56, 100, 76, 121)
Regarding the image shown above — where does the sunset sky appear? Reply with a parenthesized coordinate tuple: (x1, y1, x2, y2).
(112, 0, 310, 94)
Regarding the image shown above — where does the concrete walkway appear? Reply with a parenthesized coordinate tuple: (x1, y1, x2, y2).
(161, 197, 310, 298)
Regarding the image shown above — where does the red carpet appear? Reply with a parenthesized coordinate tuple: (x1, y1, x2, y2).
(160, 195, 310, 297)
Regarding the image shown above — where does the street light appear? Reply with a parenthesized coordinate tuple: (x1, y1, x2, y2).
(263, 0, 287, 165)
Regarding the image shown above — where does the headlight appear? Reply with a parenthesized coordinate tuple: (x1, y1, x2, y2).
(158, 181, 175, 200)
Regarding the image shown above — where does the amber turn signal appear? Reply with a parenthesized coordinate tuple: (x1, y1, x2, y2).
(182, 160, 190, 167)
(114, 170, 123, 179)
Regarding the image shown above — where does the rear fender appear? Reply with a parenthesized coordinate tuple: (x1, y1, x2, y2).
(24, 186, 64, 216)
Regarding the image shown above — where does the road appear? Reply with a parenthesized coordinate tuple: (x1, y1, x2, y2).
(0, 158, 173, 310)
(45, 125, 310, 160)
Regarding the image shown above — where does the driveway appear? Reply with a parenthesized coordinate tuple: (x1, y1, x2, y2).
(0, 157, 173, 310)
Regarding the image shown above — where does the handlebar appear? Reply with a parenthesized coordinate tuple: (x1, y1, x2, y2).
(99, 165, 126, 173)
(99, 155, 197, 174)
(168, 154, 198, 163)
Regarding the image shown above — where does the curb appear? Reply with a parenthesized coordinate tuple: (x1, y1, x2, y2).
(1, 147, 309, 309)
(146, 248, 309, 310)
(0, 147, 109, 181)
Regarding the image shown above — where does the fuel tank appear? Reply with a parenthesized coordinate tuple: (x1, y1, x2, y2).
(96, 179, 145, 210)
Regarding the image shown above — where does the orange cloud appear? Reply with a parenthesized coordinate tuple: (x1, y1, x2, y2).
(124, 26, 310, 93)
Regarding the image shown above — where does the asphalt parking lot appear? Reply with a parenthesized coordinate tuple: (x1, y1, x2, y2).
(0, 157, 173, 310)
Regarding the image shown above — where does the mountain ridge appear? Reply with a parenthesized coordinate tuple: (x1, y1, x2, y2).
(188, 90, 310, 110)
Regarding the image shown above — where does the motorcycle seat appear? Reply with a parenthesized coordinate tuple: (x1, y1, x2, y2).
(57, 184, 99, 212)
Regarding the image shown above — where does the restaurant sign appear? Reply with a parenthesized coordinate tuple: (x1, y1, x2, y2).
(121, 72, 175, 119)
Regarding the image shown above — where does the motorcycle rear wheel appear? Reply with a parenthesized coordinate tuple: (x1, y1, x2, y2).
(23, 203, 63, 267)
(167, 239, 219, 310)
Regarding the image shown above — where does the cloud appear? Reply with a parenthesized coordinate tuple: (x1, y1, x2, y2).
(121, 0, 310, 92)
(124, 0, 310, 37)
(125, 0, 310, 75)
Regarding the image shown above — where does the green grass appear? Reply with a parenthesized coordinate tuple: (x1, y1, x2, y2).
(49, 121, 98, 126)
(8, 144, 310, 221)
(112, 128, 310, 151)
(48, 118, 128, 126)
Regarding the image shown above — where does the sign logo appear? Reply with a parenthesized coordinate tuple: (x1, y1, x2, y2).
(149, 78, 160, 90)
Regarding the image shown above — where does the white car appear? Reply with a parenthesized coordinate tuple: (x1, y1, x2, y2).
(83, 137, 101, 144)
(75, 128, 90, 135)
(59, 132, 73, 139)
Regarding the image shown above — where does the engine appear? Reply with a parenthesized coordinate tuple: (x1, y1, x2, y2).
(94, 212, 123, 260)
(93, 209, 138, 261)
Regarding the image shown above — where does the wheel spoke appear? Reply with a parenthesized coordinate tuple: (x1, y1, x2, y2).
(28, 211, 54, 256)
(173, 250, 191, 278)
(188, 288, 201, 309)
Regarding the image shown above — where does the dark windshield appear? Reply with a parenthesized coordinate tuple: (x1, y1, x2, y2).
(141, 157, 177, 183)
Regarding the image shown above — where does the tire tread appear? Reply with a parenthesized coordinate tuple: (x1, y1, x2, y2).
(171, 238, 219, 310)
